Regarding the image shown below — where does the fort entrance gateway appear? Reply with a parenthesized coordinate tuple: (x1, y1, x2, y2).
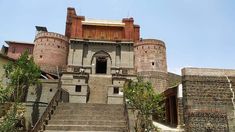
(96, 57, 107, 74)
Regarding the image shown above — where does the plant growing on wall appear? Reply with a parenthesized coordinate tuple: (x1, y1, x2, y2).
(124, 78, 164, 132)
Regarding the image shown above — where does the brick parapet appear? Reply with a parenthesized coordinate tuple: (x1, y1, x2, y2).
(35, 32, 68, 42)
(182, 67, 235, 77)
(135, 39, 165, 48)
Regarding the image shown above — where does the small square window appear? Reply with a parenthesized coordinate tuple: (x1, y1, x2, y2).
(152, 62, 155, 66)
(75, 85, 81, 92)
(114, 87, 119, 94)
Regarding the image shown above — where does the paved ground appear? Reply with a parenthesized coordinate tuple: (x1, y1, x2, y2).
(153, 121, 184, 132)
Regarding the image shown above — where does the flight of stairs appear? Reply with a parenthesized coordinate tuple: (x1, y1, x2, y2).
(44, 103, 128, 131)
(88, 74, 112, 104)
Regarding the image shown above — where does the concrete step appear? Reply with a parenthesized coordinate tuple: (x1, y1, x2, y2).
(45, 124, 127, 131)
(56, 106, 124, 111)
(48, 120, 126, 126)
(58, 103, 123, 108)
(54, 109, 124, 115)
(44, 102, 127, 132)
(56, 107, 124, 112)
(44, 130, 120, 132)
(51, 115, 125, 120)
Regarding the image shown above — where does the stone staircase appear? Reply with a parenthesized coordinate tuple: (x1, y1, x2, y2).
(44, 103, 127, 131)
(88, 75, 112, 104)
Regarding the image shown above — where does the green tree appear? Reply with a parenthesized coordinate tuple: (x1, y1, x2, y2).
(4, 51, 41, 102)
(0, 51, 40, 131)
(124, 78, 164, 132)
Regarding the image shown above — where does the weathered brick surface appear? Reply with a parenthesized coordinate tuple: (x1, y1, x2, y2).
(182, 68, 235, 132)
(138, 71, 168, 93)
(65, 8, 139, 42)
(6, 42, 34, 60)
(134, 39, 167, 73)
(135, 39, 168, 93)
(185, 110, 228, 132)
(33, 32, 69, 73)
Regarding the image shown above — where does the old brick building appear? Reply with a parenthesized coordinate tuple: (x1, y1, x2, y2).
(5, 41, 34, 60)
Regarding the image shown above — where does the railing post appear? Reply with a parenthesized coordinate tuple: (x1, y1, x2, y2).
(31, 89, 61, 132)
(123, 92, 130, 132)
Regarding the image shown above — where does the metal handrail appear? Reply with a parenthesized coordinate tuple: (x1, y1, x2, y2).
(31, 88, 61, 132)
(123, 92, 130, 132)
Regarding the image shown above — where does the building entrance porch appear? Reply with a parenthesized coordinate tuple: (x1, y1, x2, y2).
(91, 50, 112, 75)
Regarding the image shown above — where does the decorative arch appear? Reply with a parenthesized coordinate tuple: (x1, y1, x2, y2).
(91, 50, 112, 65)
(91, 50, 112, 74)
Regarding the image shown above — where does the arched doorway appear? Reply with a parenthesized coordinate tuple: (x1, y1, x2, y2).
(96, 57, 107, 74)
(91, 51, 112, 74)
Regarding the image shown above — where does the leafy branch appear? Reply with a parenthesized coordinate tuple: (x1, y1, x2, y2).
(124, 77, 164, 132)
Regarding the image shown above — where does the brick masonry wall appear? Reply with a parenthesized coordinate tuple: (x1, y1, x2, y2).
(134, 39, 167, 73)
(33, 32, 69, 73)
(65, 8, 140, 42)
(135, 39, 168, 93)
(138, 71, 168, 93)
(186, 110, 228, 131)
(7, 43, 34, 60)
(182, 68, 235, 131)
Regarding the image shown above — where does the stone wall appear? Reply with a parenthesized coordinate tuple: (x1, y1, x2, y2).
(68, 40, 134, 74)
(182, 68, 235, 131)
(24, 79, 59, 129)
(61, 73, 88, 103)
(186, 110, 228, 131)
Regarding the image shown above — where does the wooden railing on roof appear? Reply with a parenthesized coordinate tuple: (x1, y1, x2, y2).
(31, 88, 61, 132)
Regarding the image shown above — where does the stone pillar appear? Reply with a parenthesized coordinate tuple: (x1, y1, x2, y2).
(91, 58, 96, 74)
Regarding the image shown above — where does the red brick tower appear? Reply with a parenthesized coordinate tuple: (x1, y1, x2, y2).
(134, 39, 168, 93)
(33, 31, 69, 73)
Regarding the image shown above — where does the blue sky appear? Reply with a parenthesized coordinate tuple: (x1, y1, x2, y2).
(0, 0, 235, 74)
